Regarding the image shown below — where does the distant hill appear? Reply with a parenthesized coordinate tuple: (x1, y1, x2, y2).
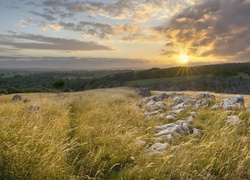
(1, 62, 250, 94)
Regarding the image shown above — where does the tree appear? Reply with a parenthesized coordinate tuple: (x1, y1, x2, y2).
(52, 80, 65, 92)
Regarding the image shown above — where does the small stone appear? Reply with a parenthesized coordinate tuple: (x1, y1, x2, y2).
(12, 94, 22, 101)
(193, 128, 201, 135)
(226, 115, 240, 125)
(211, 105, 219, 110)
(157, 113, 166, 120)
(187, 116, 194, 123)
(148, 142, 169, 152)
(202, 99, 210, 107)
(165, 115, 175, 121)
(135, 139, 147, 146)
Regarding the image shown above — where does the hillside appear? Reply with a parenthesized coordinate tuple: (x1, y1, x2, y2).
(1, 62, 250, 94)
(0, 88, 249, 179)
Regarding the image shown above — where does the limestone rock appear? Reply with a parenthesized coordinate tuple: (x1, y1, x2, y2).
(212, 105, 219, 110)
(148, 142, 169, 152)
(199, 93, 215, 100)
(165, 115, 176, 121)
(152, 93, 169, 101)
(226, 115, 240, 125)
(135, 88, 151, 97)
(157, 113, 166, 120)
(220, 95, 244, 110)
(12, 94, 22, 101)
(202, 99, 210, 107)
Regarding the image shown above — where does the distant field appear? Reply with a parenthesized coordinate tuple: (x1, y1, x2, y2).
(125, 75, 202, 87)
(233, 72, 250, 80)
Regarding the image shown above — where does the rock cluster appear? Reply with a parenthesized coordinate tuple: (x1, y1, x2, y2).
(134, 88, 151, 97)
(137, 92, 245, 154)
(220, 95, 244, 110)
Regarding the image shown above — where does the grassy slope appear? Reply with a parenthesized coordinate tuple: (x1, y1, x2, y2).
(0, 88, 249, 179)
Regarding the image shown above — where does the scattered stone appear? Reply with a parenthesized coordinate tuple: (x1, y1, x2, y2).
(211, 105, 219, 110)
(172, 102, 189, 110)
(135, 139, 147, 146)
(186, 115, 195, 123)
(144, 111, 159, 116)
(194, 103, 201, 110)
(202, 99, 210, 107)
(165, 115, 176, 121)
(29, 104, 42, 112)
(154, 122, 194, 138)
(193, 128, 201, 135)
(147, 142, 169, 152)
(23, 98, 31, 103)
(146, 100, 166, 112)
(199, 93, 215, 100)
(226, 115, 240, 125)
(137, 92, 246, 153)
(135, 88, 151, 97)
(220, 95, 245, 110)
(173, 109, 185, 114)
(12, 94, 22, 101)
(146, 100, 158, 111)
(189, 111, 196, 116)
(152, 93, 169, 101)
(157, 113, 166, 120)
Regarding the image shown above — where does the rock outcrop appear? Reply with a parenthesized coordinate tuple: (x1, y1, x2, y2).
(136, 92, 245, 154)
(12, 94, 22, 101)
(220, 95, 245, 110)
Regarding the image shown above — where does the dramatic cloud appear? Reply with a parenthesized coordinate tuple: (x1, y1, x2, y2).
(0, 56, 148, 70)
(59, 21, 113, 39)
(158, 0, 250, 61)
(0, 34, 113, 51)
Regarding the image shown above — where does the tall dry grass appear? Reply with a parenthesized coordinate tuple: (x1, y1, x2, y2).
(0, 88, 249, 179)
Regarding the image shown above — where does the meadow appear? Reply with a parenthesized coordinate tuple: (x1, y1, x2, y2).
(0, 88, 249, 179)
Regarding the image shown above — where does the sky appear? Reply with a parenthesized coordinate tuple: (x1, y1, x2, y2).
(0, 0, 250, 70)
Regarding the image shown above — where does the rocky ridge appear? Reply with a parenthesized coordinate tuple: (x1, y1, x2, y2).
(135, 90, 245, 155)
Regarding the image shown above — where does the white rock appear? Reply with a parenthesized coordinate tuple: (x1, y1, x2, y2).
(135, 139, 147, 146)
(165, 115, 176, 121)
(144, 111, 159, 116)
(220, 95, 244, 110)
(226, 115, 240, 125)
(187, 116, 194, 123)
(147, 142, 169, 152)
(157, 113, 166, 120)
(212, 105, 219, 110)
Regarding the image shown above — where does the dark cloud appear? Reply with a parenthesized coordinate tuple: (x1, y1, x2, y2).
(158, 0, 250, 60)
(0, 34, 113, 51)
(59, 21, 113, 39)
(29, 11, 56, 21)
(0, 56, 147, 70)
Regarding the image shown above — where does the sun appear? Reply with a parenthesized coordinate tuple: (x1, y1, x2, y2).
(179, 55, 189, 64)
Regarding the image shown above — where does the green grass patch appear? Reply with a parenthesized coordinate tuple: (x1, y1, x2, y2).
(125, 75, 202, 87)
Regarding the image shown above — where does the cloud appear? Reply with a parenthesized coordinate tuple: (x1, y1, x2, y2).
(158, 0, 250, 61)
(0, 56, 147, 70)
(59, 21, 113, 39)
(29, 11, 56, 21)
(0, 34, 113, 51)
(41, 23, 62, 32)
(19, 17, 34, 27)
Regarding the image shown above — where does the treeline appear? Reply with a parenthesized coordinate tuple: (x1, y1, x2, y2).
(0, 63, 250, 94)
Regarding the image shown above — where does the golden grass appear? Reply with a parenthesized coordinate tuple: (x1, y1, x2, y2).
(0, 88, 249, 179)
